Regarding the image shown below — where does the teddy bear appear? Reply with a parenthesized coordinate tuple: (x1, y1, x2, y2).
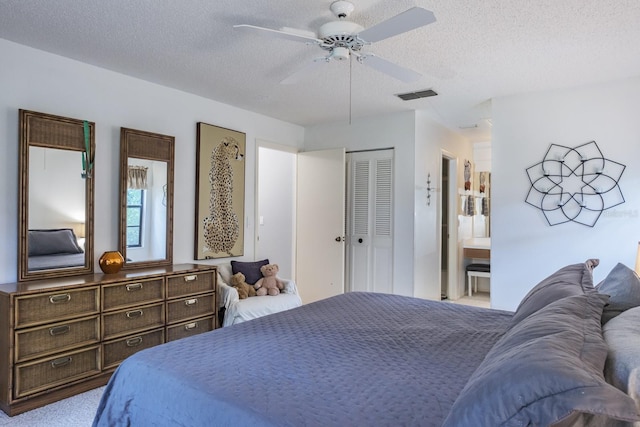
(230, 272, 256, 299)
(254, 263, 285, 296)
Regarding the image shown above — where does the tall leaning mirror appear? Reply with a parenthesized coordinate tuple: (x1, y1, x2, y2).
(18, 109, 95, 281)
(118, 127, 174, 269)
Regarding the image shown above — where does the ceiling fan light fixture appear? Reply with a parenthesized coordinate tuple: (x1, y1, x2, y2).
(330, 46, 350, 61)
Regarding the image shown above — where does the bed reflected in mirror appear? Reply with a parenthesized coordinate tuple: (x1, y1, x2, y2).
(28, 147, 87, 271)
(19, 109, 95, 281)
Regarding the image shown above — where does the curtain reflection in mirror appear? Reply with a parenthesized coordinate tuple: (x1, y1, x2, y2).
(128, 166, 148, 189)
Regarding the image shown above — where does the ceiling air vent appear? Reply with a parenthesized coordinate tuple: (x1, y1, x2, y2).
(396, 89, 438, 101)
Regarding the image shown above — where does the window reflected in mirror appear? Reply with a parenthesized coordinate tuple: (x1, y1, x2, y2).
(124, 160, 167, 263)
(127, 188, 144, 248)
(118, 127, 174, 269)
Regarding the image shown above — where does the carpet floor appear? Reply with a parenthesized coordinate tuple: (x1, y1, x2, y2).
(0, 386, 104, 426)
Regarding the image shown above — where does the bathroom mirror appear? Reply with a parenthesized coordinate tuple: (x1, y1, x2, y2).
(18, 109, 95, 281)
(118, 127, 174, 269)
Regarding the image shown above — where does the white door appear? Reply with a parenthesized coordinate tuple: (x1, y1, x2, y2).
(346, 149, 394, 294)
(296, 148, 346, 303)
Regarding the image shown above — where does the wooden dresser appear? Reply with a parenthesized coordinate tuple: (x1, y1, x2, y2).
(0, 263, 217, 416)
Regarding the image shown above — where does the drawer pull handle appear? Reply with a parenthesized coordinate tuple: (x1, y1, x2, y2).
(126, 309, 144, 318)
(184, 298, 198, 306)
(49, 325, 70, 336)
(49, 294, 71, 304)
(126, 336, 143, 347)
(184, 275, 197, 282)
(51, 356, 72, 368)
(126, 283, 143, 292)
(184, 322, 198, 331)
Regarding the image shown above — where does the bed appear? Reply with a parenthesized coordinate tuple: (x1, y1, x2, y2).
(27, 228, 85, 271)
(93, 260, 640, 427)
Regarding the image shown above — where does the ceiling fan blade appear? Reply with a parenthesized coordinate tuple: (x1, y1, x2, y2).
(280, 57, 330, 85)
(357, 53, 422, 83)
(357, 7, 436, 43)
(234, 24, 321, 44)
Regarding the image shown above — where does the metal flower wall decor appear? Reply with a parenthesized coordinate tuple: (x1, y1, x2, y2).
(525, 141, 625, 227)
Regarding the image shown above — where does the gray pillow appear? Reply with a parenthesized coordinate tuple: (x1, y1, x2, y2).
(511, 260, 597, 325)
(28, 228, 84, 256)
(603, 306, 640, 396)
(442, 293, 640, 427)
(231, 259, 269, 285)
(596, 263, 640, 324)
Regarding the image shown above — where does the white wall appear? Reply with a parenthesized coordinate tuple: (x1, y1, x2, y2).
(305, 111, 473, 298)
(256, 144, 297, 279)
(492, 76, 640, 311)
(414, 111, 473, 300)
(473, 141, 492, 173)
(0, 38, 304, 284)
(28, 146, 86, 228)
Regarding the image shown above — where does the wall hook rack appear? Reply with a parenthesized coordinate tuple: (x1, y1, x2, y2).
(426, 173, 434, 206)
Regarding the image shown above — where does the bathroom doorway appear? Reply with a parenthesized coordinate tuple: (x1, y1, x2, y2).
(440, 157, 450, 300)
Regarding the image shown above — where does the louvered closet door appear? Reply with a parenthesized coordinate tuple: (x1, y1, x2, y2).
(346, 149, 394, 294)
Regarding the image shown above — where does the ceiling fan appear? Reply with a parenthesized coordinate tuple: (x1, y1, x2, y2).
(234, 1, 436, 84)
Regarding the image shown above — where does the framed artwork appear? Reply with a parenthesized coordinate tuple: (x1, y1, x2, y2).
(195, 122, 246, 259)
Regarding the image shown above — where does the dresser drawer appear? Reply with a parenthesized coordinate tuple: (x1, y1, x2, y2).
(167, 293, 215, 324)
(102, 302, 165, 340)
(102, 328, 164, 370)
(14, 345, 101, 399)
(166, 271, 215, 299)
(102, 278, 164, 312)
(166, 316, 215, 342)
(15, 315, 100, 363)
(15, 287, 100, 328)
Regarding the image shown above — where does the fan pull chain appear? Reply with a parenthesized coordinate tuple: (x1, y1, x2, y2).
(349, 53, 353, 125)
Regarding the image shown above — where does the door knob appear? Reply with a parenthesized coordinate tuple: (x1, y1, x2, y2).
(335, 236, 343, 242)
(358, 238, 363, 243)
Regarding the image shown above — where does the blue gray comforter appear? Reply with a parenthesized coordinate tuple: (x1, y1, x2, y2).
(93, 292, 512, 427)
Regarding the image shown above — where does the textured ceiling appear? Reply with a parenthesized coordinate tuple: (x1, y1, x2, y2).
(2, 0, 640, 141)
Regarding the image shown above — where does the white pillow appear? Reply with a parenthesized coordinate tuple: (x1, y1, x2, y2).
(217, 263, 233, 285)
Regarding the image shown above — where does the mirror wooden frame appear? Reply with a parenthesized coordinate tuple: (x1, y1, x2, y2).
(18, 109, 95, 281)
(118, 127, 174, 269)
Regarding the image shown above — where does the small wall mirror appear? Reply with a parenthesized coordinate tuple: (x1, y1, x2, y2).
(18, 109, 95, 281)
(118, 127, 174, 269)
